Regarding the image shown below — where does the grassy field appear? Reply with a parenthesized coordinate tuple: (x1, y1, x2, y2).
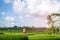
(29, 34, 60, 40)
(0, 32, 60, 40)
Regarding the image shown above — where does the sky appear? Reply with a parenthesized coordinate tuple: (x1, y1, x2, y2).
(0, 0, 60, 27)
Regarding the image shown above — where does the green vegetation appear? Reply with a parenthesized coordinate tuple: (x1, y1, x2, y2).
(29, 34, 60, 40)
(0, 31, 60, 40)
(0, 32, 28, 40)
(0, 25, 60, 40)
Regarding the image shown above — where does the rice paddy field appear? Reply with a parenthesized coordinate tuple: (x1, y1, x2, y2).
(0, 31, 60, 40)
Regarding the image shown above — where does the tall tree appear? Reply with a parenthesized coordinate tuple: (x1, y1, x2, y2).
(47, 15, 53, 27)
(47, 14, 55, 34)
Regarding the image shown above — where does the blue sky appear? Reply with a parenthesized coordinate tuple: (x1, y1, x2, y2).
(0, 0, 60, 27)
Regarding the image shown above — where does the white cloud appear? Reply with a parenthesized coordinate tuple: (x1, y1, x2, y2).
(4, 0, 11, 3)
(32, 18, 48, 27)
(27, 0, 60, 14)
(13, 0, 27, 13)
(5, 16, 15, 22)
(12, 0, 60, 27)
(13, 0, 60, 16)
